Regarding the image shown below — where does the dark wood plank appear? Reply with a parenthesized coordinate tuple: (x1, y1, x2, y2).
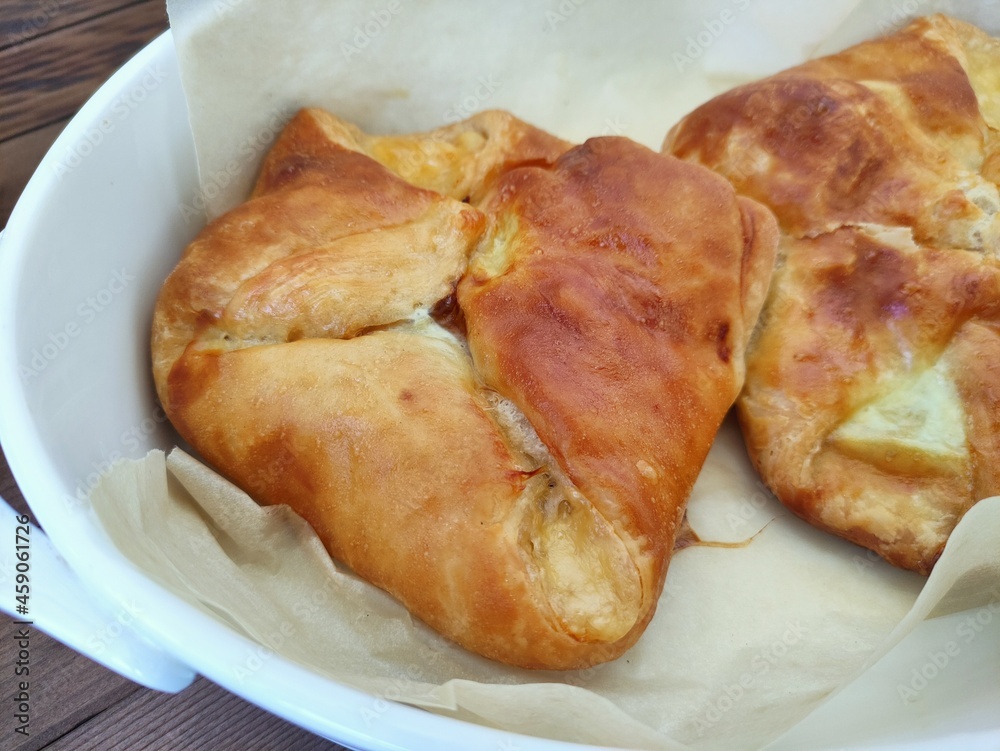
(45, 677, 351, 750)
(0, 627, 140, 751)
(0, 0, 148, 50)
(0, 445, 32, 522)
(0, 118, 66, 230)
(0, 0, 168, 141)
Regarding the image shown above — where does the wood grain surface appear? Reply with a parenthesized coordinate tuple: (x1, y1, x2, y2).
(0, 1, 168, 140)
(0, 1, 353, 748)
(0, 0, 150, 48)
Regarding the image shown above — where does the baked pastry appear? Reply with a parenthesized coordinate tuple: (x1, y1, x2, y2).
(152, 108, 777, 668)
(664, 14, 1000, 574)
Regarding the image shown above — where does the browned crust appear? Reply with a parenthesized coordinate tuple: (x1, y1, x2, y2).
(153, 110, 777, 667)
(665, 14, 1000, 574)
(459, 137, 777, 599)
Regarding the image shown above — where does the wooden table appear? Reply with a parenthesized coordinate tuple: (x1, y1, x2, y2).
(0, 2, 349, 748)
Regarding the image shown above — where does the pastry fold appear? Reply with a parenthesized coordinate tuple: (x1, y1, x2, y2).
(153, 108, 777, 668)
(665, 14, 1000, 573)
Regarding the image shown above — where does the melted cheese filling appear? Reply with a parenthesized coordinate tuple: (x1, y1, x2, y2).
(468, 213, 519, 281)
(486, 389, 642, 643)
(830, 360, 969, 476)
(523, 476, 642, 643)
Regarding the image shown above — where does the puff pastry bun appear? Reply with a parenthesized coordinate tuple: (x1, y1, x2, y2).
(152, 108, 777, 668)
(665, 15, 1000, 574)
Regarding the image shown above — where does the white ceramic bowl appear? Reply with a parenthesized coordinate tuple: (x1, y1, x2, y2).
(2, 30, 999, 751)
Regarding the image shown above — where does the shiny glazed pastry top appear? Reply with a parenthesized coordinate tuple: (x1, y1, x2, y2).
(152, 107, 777, 669)
(665, 14, 1000, 574)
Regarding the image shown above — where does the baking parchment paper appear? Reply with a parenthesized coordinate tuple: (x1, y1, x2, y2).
(90, 419, 1000, 750)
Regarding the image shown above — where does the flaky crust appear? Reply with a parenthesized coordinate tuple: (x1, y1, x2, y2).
(664, 14, 1000, 574)
(153, 108, 777, 668)
(459, 138, 778, 645)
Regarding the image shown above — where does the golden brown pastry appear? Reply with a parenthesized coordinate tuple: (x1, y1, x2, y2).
(153, 107, 777, 668)
(664, 14, 1000, 574)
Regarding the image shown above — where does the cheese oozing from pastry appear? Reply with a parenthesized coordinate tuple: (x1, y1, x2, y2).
(830, 360, 969, 476)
